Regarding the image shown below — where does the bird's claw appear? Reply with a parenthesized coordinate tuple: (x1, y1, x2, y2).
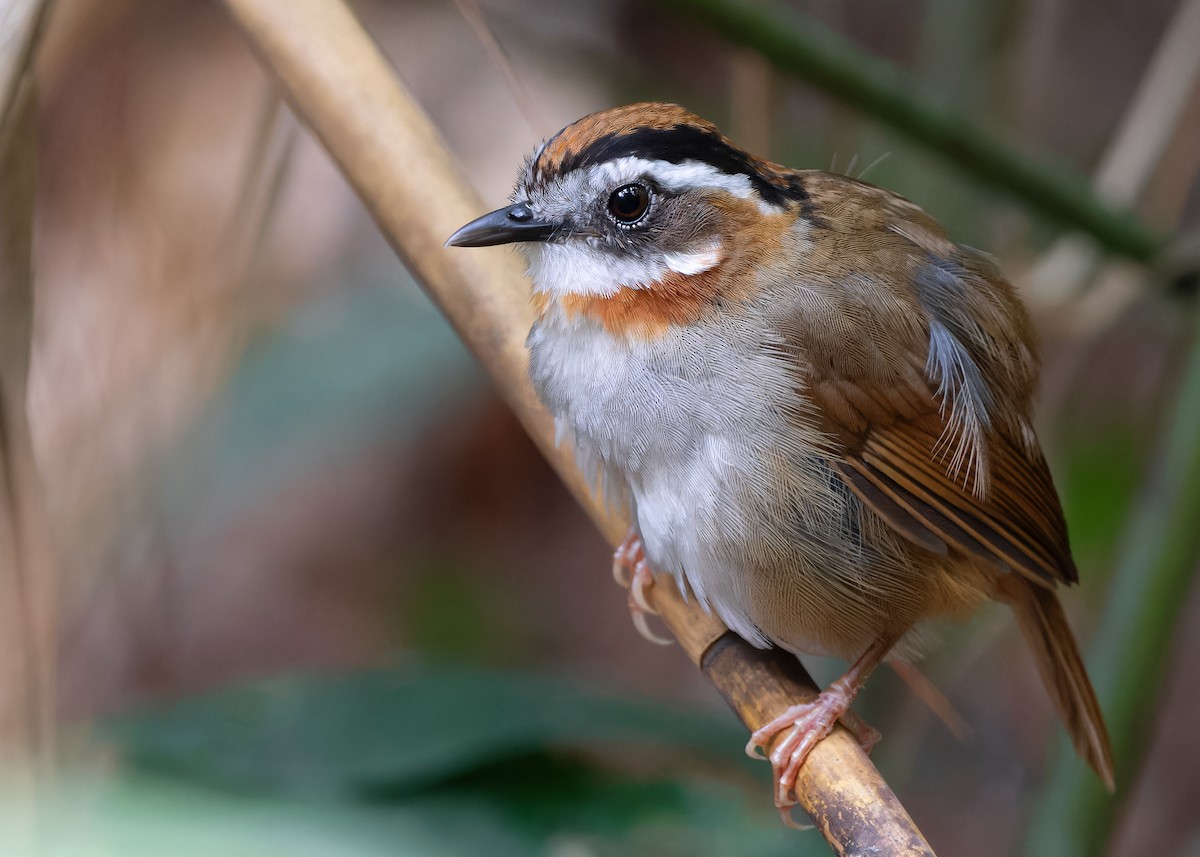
(612, 529, 673, 646)
(611, 529, 643, 587)
(745, 687, 878, 809)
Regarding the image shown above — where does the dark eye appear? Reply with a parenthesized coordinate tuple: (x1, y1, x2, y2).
(607, 183, 651, 225)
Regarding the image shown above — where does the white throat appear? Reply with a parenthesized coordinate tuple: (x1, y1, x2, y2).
(525, 237, 723, 297)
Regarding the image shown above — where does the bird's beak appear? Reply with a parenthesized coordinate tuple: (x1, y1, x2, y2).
(445, 202, 558, 248)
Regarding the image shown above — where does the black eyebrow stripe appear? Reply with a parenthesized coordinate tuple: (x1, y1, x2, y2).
(555, 124, 807, 208)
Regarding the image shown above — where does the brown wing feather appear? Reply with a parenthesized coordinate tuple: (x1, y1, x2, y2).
(770, 169, 1104, 782)
(833, 414, 1076, 586)
(777, 170, 1076, 588)
(805, 331, 1076, 588)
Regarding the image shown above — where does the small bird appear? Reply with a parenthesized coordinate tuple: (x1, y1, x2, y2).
(447, 102, 1115, 811)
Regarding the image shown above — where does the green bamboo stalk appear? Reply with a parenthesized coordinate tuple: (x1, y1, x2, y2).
(655, 0, 1162, 263)
(1025, 324, 1200, 856)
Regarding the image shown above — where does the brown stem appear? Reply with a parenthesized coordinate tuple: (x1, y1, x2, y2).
(0, 0, 59, 768)
(219, 0, 936, 853)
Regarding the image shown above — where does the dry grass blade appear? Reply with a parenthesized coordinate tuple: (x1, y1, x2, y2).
(0, 0, 52, 126)
(53, 81, 300, 676)
(449, 0, 548, 135)
(0, 0, 57, 763)
(220, 0, 936, 853)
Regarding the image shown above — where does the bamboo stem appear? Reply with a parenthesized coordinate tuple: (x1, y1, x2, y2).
(220, 0, 935, 853)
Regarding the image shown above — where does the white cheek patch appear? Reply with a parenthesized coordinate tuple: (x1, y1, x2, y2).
(525, 237, 723, 297)
(664, 239, 722, 276)
(525, 241, 666, 297)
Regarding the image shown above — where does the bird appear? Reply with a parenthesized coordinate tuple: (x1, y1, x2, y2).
(446, 102, 1115, 813)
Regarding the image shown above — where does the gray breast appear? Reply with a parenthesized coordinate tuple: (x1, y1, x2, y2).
(527, 307, 872, 648)
(527, 308, 801, 488)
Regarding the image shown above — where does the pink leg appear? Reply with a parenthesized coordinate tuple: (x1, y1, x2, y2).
(611, 529, 672, 646)
(745, 637, 894, 814)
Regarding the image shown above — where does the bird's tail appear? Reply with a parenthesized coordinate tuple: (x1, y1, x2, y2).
(998, 576, 1115, 791)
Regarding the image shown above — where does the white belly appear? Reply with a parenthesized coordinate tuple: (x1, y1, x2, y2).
(527, 306, 900, 655)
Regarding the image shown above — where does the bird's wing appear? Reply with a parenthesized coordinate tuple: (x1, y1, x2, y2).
(772, 171, 1076, 587)
(813, 366, 1076, 586)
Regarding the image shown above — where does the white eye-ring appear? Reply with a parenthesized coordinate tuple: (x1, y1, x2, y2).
(607, 183, 651, 226)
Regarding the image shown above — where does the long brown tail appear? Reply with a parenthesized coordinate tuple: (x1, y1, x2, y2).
(998, 576, 1115, 790)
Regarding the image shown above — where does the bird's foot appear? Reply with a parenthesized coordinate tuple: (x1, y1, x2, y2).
(612, 529, 672, 646)
(745, 682, 879, 819)
(611, 528, 644, 587)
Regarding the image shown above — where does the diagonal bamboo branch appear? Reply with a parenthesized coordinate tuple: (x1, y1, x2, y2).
(219, 1, 935, 853)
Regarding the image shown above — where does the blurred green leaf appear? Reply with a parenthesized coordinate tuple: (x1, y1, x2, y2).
(0, 759, 810, 857)
(109, 666, 752, 798)
(99, 667, 821, 855)
(0, 774, 531, 857)
(415, 752, 810, 856)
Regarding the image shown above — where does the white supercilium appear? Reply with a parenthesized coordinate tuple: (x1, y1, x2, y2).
(595, 158, 776, 215)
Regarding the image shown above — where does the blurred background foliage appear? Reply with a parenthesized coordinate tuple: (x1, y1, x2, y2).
(1, 0, 1199, 854)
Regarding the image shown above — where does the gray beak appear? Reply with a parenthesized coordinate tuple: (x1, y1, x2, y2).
(445, 202, 558, 248)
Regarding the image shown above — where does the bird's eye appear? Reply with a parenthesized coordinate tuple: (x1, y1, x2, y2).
(607, 183, 651, 225)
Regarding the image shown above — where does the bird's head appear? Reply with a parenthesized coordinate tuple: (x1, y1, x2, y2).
(447, 103, 813, 300)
